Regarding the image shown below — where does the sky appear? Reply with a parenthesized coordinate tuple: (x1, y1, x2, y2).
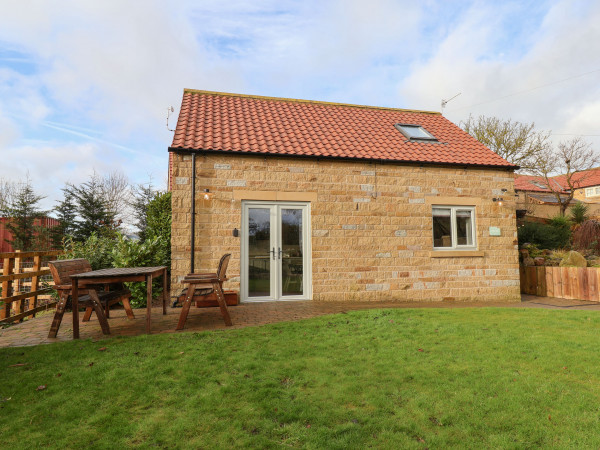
(1, 0, 599, 214)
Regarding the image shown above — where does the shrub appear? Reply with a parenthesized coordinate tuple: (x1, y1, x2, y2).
(518, 218, 571, 250)
(520, 243, 542, 258)
(111, 234, 169, 307)
(145, 191, 171, 269)
(572, 220, 600, 254)
(549, 214, 572, 230)
(570, 202, 590, 225)
(60, 232, 118, 270)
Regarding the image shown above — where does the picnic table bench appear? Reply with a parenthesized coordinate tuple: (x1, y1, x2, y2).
(48, 259, 134, 338)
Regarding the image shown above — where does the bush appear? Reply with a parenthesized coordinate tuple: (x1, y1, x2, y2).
(60, 232, 118, 270)
(111, 235, 169, 307)
(518, 217, 571, 250)
(572, 220, 600, 254)
(145, 191, 171, 269)
(570, 202, 590, 225)
(549, 214, 572, 230)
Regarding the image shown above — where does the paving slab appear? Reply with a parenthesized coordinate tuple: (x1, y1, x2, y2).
(0, 295, 598, 348)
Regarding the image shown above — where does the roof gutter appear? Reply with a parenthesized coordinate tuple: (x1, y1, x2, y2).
(168, 147, 519, 171)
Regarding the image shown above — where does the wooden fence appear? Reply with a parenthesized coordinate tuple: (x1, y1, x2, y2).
(0, 250, 62, 323)
(520, 265, 600, 302)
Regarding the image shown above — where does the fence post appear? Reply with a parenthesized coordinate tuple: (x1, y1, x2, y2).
(30, 255, 41, 318)
(1, 257, 13, 319)
(13, 250, 24, 322)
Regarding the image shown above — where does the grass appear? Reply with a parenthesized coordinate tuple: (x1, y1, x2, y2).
(1, 307, 600, 448)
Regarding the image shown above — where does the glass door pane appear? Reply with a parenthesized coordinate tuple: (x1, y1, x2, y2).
(280, 208, 303, 296)
(247, 208, 272, 297)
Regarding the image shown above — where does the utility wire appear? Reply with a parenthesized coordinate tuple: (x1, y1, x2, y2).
(550, 133, 600, 137)
(448, 68, 600, 112)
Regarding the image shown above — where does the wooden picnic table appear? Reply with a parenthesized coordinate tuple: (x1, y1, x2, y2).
(70, 266, 167, 339)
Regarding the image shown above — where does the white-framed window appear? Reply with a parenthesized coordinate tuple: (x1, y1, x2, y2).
(585, 187, 600, 197)
(432, 206, 476, 250)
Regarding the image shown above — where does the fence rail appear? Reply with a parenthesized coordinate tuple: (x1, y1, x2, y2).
(520, 265, 600, 302)
(0, 250, 62, 323)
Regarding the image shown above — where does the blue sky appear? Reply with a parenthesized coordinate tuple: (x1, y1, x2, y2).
(0, 0, 599, 217)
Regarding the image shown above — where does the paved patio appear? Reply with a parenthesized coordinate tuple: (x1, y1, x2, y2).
(1, 294, 599, 348)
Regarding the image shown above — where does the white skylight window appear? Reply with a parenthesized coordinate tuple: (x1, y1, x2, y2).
(530, 181, 547, 189)
(394, 123, 437, 141)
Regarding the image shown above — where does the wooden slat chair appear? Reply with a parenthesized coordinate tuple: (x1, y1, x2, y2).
(176, 253, 233, 330)
(47, 259, 134, 338)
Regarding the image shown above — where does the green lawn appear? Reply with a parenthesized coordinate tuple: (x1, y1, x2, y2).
(2, 308, 600, 448)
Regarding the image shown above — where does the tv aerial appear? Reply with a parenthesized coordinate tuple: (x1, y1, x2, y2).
(166, 106, 175, 132)
(441, 92, 461, 114)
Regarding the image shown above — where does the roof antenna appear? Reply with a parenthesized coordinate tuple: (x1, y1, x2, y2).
(441, 92, 461, 114)
(166, 106, 175, 132)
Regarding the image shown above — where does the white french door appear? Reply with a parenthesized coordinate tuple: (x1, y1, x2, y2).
(241, 201, 311, 302)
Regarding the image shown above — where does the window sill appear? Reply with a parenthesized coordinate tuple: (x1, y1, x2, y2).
(429, 250, 484, 258)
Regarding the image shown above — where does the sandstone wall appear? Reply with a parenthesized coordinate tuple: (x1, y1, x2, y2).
(170, 152, 521, 302)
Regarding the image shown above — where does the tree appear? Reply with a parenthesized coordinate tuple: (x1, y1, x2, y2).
(529, 137, 600, 215)
(0, 179, 48, 250)
(0, 178, 18, 210)
(50, 188, 78, 248)
(66, 175, 117, 240)
(130, 179, 156, 241)
(462, 115, 550, 170)
(101, 171, 130, 225)
(145, 191, 171, 267)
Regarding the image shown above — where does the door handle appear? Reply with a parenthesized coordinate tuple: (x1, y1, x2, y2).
(270, 247, 276, 260)
(278, 247, 282, 259)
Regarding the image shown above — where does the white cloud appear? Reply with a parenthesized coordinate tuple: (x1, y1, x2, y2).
(1, 0, 600, 207)
(399, 0, 600, 151)
(0, 0, 235, 204)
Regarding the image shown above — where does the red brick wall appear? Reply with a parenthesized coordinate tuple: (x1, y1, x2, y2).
(0, 217, 60, 252)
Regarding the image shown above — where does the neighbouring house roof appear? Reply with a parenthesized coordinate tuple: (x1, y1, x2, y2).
(515, 168, 600, 194)
(552, 169, 600, 190)
(170, 89, 517, 169)
(514, 174, 559, 193)
(525, 193, 578, 205)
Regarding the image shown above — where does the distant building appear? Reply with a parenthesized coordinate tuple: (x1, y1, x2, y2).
(0, 217, 60, 252)
(515, 170, 600, 220)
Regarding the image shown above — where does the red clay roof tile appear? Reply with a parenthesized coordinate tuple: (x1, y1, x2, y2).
(515, 169, 600, 193)
(514, 174, 555, 192)
(171, 90, 516, 168)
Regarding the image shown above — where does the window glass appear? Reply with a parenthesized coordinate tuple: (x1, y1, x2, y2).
(456, 210, 473, 246)
(432, 206, 476, 250)
(595, 187, 600, 195)
(395, 124, 437, 141)
(403, 126, 431, 139)
(586, 188, 594, 197)
(433, 208, 452, 248)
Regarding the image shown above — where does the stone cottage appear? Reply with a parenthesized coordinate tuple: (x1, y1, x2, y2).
(168, 89, 521, 303)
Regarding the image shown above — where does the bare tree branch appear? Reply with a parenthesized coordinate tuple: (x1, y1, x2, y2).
(528, 137, 600, 215)
(100, 170, 131, 224)
(462, 115, 550, 170)
(0, 178, 19, 211)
